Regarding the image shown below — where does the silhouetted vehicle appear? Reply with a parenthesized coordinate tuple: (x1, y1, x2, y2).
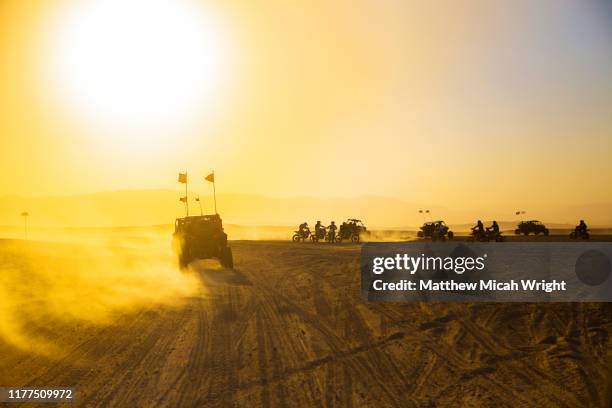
(292, 229, 311, 242)
(514, 220, 549, 236)
(337, 218, 368, 243)
(417, 221, 454, 241)
(469, 228, 505, 242)
(569, 229, 590, 240)
(327, 228, 336, 243)
(570, 220, 589, 240)
(311, 227, 327, 243)
(173, 214, 233, 269)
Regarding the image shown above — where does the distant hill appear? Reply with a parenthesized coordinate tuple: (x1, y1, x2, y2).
(1, 190, 611, 228)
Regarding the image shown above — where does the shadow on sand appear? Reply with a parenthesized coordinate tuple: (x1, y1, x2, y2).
(190, 259, 252, 286)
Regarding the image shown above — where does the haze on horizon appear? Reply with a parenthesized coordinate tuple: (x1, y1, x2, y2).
(1, 0, 612, 215)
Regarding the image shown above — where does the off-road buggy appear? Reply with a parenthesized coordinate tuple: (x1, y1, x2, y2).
(337, 219, 368, 243)
(514, 220, 549, 236)
(173, 214, 233, 269)
(417, 221, 454, 241)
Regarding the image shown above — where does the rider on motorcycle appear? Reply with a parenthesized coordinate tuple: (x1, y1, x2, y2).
(328, 221, 337, 243)
(488, 221, 500, 234)
(299, 222, 310, 238)
(315, 221, 325, 238)
(472, 220, 484, 234)
(575, 220, 588, 234)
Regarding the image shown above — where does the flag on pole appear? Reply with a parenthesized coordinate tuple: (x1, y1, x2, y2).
(178, 173, 187, 183)
(205, 171, 217, 213)
(179, 196, 187, 202)
(195, 197, 200, 202)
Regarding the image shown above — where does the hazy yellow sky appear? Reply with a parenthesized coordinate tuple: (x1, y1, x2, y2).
(1, 0, 612, 211)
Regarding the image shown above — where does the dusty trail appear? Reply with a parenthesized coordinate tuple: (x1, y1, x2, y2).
(0, 240, 611, 407)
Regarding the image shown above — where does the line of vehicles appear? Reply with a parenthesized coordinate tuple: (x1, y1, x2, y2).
(292, 219, 592, 243)
(416, 219, 590, 242)
(169, 213, 590, 270)
(292, 219, 369, 243)
(168, 173, 592, 270)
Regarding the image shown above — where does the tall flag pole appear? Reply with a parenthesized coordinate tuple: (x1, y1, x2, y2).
(195, 196, 203, 215)
(21, 211, 29, 239)
(205, 171, 216, 214)
(178, 172, 188, 216)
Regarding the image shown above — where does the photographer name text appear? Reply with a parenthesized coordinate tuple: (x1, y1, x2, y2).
(372, 279, 567, 292)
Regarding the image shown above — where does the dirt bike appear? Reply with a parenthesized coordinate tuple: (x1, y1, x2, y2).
(311, 227, 327, 243)
(292, 229, 311, 242)
(468, 228, 505, 242)
(487, 228, 505, 242)
(468, 229, 485, 242)
(569, 229, 590, 240)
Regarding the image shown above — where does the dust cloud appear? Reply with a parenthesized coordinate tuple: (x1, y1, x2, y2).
(0, 223, 413, 355)
(223, 225, 417, 241)
(0, 230, 200, 355)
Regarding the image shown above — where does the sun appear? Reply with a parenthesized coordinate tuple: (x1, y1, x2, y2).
(48, 0, 229, 129)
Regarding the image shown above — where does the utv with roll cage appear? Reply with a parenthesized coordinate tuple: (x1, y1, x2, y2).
(173, 214, 233, 269)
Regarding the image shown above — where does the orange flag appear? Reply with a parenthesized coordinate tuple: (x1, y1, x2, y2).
(205, 172, 214, 183)
(178, 173, 187, 183)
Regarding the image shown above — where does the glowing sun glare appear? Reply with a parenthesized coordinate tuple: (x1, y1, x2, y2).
(49, 0, 228, 129)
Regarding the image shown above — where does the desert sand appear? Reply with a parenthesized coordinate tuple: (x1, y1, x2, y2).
(0, 235, 611, 407)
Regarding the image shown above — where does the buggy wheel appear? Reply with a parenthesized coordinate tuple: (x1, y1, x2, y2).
(544, 229, 549, 236)
(178, 254, 189, 269)
(178, 246, 192, 269)
(351, 234, 360, 243)
(417, 231, 424, 238)
(220, 246, 234, 269)
(583, 232, 590, 240)
(514, 229, 521, 235)
(447, 231, 454, 240)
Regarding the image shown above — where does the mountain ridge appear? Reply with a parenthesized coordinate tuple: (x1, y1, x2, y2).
(1, 189, 611, 228)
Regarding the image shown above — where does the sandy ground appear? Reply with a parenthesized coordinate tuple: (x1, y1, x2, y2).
(0, 239, 611, 407)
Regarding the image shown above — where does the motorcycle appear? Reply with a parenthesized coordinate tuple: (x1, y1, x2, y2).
(327, 229, 337, 243)
(569, 229, 590, 240)
(487, 228, 505, 242)
(311, 227, 327, 243)
(292, 229, 311, 242)
(468, 228, 505, 242)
